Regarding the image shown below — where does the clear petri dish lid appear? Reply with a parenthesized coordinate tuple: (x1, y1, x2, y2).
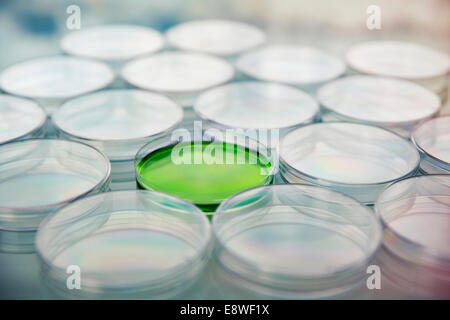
(60, 24, 164, 62)
(235, 45, 346, 86)
(412, 116, 450, 171)
(346, 41, 450, 80)
(318, 76, 441, 127)
(52, 89, 183, 160)
(213, 184, 382, 298)
(36, 190, 211, 298)
(375, 175, 450, 268)
(0, 56, 114, 100)
(280, 123, 419, 203)
(166, 19, 266, 57)
(0, 94, 46, 144)
(0, 139, 111, 230)
(194, 81, 319, 130)
(121, 52, 234, 106)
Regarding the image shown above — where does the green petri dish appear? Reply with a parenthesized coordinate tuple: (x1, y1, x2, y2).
(135, 132, 273, 215)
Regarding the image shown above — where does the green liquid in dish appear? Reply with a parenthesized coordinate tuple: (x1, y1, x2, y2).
(136, 142, 273, 214)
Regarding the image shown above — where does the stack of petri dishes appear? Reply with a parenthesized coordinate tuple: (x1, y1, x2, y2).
(122, 51, 234, 128)
(375, 175, 450, 298)
(0, 56, 114, 136)
(212, 184, 382, 299)
(135, 128, 274, 215)
(52, 89, 183, 190)
(166, 19, 266, 63)
(0, 94, 47, 145)
(60, 24, 164, 87)
(411, 116, 450, 174)
(36, 190, 211, 299)
(0, 139, 111, 253)
(346, 41, 450, 101)
(318, 76, 441, 137)
(279, 122, 420, 204)
(236, 44, 346, 93)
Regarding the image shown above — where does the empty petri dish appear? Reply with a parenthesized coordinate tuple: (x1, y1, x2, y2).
(213, 184, 382, 298)
(122, 51, 234, 108)
(61, 24, 164, 63)
(36, 190, 211, 299)
(318, 76, 441, 137)
(0, 56, 114, 114)
(52, 89, 183, 190)
(412, 116, 450, 174)
(0, 139, 111, 231)
(194, 81, 319, 132)
(235, 45, 346, 92)
(135, 129, 274, 214)
(0, 94, 46, 145)
(346, 41, 450, 97)
(280, 123, 420, 204)
(375, 175, 450, 298)
(166, 19, 266, 59)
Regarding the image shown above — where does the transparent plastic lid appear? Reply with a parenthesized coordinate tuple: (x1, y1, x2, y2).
(36, 190, 211, 298)
(0, 94, 46, 144)
(0, 139, 111, 230)
(166, 19, 266, 57)
(213, 184, 382, 298)
(52, 89, 183, 160)
(61, 24, 164, 62)
(194, 81, 319, 130)
(346, 41, 450, 80)
(280, 123, 420, 204)
(122, 52, 234, 107)
(412, 116, 450, 173)
(318, 76, 441, 130)
(236, 45, 346, 86)
(0, 56, 114, 100)
(375, 175, 450, 267)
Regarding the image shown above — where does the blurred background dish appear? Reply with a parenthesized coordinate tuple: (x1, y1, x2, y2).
(346, 41, 450, 100)
(166, 19, 266, 61)
(318, 75, 441, 137)
(236, 44, 346, 93)
(0, 94, 46, 144)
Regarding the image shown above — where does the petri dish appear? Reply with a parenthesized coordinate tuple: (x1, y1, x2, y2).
(52, 89, 183, 190)
(0, 94, 46, 145)
(0, 139, 111, 232)
(36, 190, 211, 299)
(194, 81, 319, 132)
(411, 116, 450, 174)
(122, 51, 234, 108)
(279, 122, 420, 204)
(0, 55, 114, 114)
(60, 24, 164, 63)
(235, 45, 346, 92)
(318, 76, 441, 137)
(166, 19, 266, 59)
(375, 175, 450, 298)
(213, 184, 382, 299)
(135, 129, 274, 214)
(346, 41, 450, 97)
